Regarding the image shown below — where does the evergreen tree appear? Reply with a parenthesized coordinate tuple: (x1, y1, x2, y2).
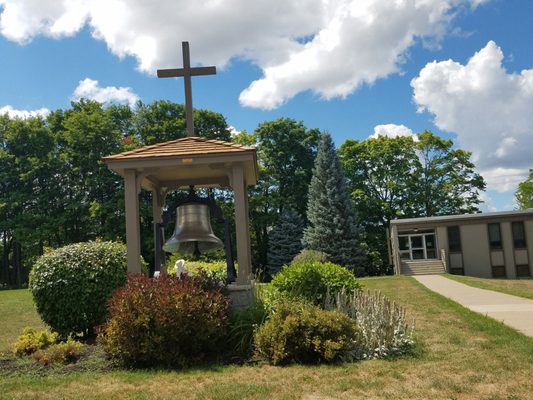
(267, 210, 304, 276)
(303, 133, 365, 271)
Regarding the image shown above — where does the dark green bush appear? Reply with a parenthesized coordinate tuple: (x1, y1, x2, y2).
(254, 301, 359, 365)
(98, 274, 230, 368)
(291, 249, 329, 265)
(29, 241, 133, 337)
(270, 261, 361, 306)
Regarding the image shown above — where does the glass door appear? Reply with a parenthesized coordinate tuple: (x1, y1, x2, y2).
(425, 234, 436, 259)
(398, 231, 437, 260)
(410, 235, 425, 259)
(399, 236, 411, 260)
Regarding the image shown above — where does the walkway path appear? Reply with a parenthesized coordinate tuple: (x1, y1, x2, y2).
(414, 275, 533, 338)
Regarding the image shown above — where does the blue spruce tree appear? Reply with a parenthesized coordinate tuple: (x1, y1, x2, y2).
(303, 133, 365, 271)
(267, 210, 304, 276)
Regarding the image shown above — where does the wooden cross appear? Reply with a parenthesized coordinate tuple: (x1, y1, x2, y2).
(157, 42, 216, 137)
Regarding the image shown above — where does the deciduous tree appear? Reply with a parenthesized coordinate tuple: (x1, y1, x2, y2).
(255, 118, 320, 217)
(339, 130, 486, 271)
(516, 170, 533, 209)
(415, 130, 485, 217)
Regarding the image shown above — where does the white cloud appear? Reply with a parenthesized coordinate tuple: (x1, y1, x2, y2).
(228, 125, 240, 137)
(411, 41, 533, 193)
(0, 0, 482, 109)
(370, 124, 416, 139)
(0, 105, 50, 119)
(72, 78, 139, 107)
(0, 0, 89, 42)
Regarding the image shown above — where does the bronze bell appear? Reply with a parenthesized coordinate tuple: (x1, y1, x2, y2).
(162, 202, 223, 257)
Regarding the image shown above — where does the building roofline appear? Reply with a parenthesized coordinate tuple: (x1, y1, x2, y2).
(390, 209, 533, 226)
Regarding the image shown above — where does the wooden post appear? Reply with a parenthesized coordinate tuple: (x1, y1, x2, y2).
(124, 169, 141, 273)
(232, 164, 252, 285)
(390, 225, 400, 275)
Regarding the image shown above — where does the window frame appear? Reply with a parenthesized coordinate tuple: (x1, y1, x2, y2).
(447, 226, 462, 253)
(487, 223, 502, 250)
(511, 221, 527, 249)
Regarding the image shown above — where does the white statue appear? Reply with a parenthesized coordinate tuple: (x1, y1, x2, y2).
(175, 259, 188, 278)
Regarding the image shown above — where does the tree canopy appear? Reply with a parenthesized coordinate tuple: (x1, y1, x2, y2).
(255, 118, 320, 217)
(339, 130, 485, 270)
(515, 170, 533, 209)
(0, 100, 234, 286)
(415, 131, 485, 217)
(0, 100, 489, 285)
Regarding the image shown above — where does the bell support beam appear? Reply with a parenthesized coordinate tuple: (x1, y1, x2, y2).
(158, 176, 230, 189)
(231, 163, 252, 285)
(124, 169, 142, 273)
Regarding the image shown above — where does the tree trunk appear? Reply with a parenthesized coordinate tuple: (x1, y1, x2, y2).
(1, 233, 8, 285)
(13, 241, 22, 287)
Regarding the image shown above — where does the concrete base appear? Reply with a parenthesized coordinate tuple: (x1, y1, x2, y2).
(227, 281, 255, 312)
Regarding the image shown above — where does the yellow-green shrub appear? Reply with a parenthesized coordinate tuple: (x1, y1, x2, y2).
(291, 250, 328, 265)
(33, 338, 83, 365)
(166, 257, 228, 282)
(254, 301, 359, 365)
(13, 328, 58, 356)
(270, 261, 361, 306)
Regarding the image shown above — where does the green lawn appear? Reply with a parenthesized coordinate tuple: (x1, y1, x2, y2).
(0, 289, 46, 353)
(444, 273, 533, 300)
(1, 277, 533, 399)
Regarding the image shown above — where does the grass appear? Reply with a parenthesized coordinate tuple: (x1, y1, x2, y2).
(1, 276, 532, 399)
(0, 289, 46, 353)
(444, 273, 533, 300)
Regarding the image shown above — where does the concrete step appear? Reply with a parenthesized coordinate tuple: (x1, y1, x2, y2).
(401, 268, 445, 276)
(401, 260, 445, 276)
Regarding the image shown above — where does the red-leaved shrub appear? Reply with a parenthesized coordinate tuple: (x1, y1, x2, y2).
(97, 274, 230, 367)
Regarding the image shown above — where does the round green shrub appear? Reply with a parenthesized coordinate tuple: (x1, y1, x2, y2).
(270, 261, 361, 306)
(98, 274, 230, 368)
(29, 241, 131, 337)
(254, 301, 359, 365)
(291, 249, 329, 265)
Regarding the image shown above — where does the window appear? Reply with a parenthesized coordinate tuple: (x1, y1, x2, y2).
(512, 221, 527, 249)
(488, 223, 502, 250)
(398, 236, 409, 251)
(447, 226, 461, 252)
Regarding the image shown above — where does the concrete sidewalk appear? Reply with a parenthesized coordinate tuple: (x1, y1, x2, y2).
(414, 275, 533, 338)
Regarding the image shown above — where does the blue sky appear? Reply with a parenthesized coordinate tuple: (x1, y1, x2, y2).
(0, 0, 532, 211)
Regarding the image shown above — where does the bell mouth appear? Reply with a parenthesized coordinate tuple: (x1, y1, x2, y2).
(162, 236, 223, 254)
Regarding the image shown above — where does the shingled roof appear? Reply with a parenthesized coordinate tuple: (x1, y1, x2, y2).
(103, 136, 255, 162)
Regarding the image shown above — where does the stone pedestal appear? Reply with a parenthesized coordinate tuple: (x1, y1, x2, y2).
(227, 281, 255, 312)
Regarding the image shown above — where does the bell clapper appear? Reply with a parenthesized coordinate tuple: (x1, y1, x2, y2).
(193, 241, 201, 260)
